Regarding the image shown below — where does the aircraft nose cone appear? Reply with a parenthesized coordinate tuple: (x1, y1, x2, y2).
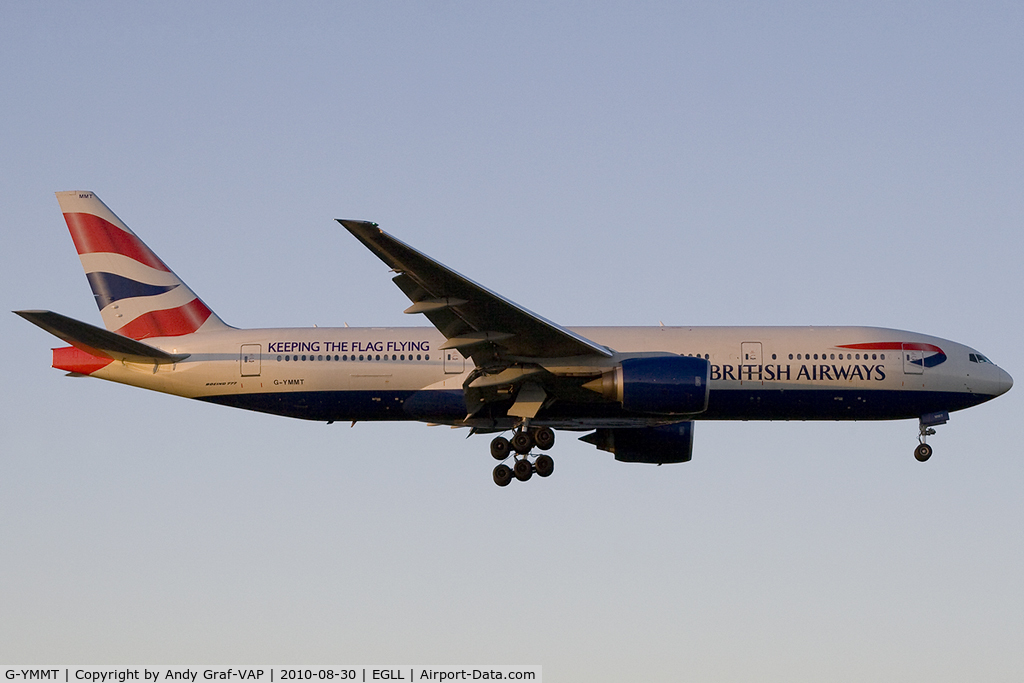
(999, 368, 1013, 396)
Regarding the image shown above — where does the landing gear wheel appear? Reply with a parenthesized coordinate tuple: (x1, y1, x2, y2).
(511, 431, 534, 454)
(534, 454, 555, 478)
(513, 458, 534, 481)
(490, 436, 511, 461)
(533, 427, 555, 451)
(493, 464, 513, 487)
(914, 443, 933, 462)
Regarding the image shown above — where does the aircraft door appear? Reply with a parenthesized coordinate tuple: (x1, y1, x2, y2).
(240, 344, 261, 376)
(740, 342, 762, 384)
(903, 344, 924, 375)
(741, 342, 762, 365)
(444, 349, 465, 374)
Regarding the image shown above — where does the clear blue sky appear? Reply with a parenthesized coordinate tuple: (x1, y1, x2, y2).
(2, 2, 1022, 680)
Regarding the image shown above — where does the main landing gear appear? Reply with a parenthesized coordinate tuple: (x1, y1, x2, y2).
(914, 411, 949, 462)
(490, 426, 556, 487)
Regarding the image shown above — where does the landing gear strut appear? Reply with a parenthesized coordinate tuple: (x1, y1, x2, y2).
(915, 411, 948, 462)
(489, 426, 556, 486)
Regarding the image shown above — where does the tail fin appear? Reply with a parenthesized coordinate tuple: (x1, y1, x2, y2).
(56, 191, 229, 339)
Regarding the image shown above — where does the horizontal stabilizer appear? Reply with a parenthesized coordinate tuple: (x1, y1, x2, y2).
(14, 310, 189, 364)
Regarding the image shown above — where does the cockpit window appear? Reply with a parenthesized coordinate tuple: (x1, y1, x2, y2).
(969, 353, 993, 364)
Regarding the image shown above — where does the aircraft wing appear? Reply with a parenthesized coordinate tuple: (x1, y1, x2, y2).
(338, 220, 613, 362)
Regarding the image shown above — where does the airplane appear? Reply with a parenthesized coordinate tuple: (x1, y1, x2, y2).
(16, 191, 1013, 486)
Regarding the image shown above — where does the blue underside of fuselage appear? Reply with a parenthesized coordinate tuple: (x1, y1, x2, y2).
(198, 388, 996, 424)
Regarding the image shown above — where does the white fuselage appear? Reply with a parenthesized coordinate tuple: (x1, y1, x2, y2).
(75, 324, 1011, 428)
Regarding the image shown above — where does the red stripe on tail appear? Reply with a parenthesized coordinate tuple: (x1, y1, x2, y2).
(64, 212, 171, 272)
(115, 298, 214, 339)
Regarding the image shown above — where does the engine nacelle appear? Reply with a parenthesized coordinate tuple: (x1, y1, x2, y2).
(584, 355, 710, 415)
(580, 422, 695, 464)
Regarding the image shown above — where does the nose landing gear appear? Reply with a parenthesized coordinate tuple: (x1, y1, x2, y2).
(914, 411, 949, 462)
(914, 442, 933, 462)
(490, 426, 556, 486)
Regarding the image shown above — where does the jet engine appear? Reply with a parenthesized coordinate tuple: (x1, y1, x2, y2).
(583, 355, 710, 415)
(581, 422, 695, 464)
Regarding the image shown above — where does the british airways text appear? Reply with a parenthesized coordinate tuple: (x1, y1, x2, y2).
(712, 363, 887, 382)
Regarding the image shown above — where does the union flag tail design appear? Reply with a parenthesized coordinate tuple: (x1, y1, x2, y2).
(56, 191, 229, 339)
